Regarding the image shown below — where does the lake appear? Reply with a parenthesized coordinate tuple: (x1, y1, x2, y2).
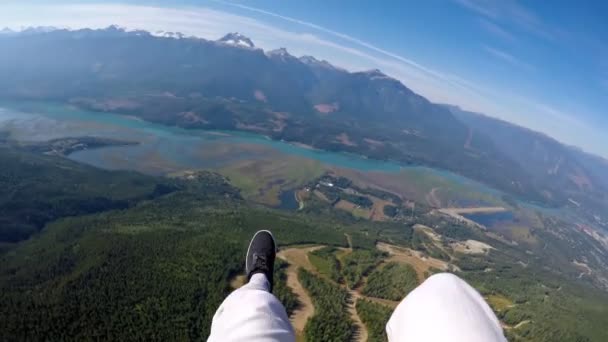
(462, 211, 515, 227)
(277, 190, 300, 210)
(0, 100, 500, 194)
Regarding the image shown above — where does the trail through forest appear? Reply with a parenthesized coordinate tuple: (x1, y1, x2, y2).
(277, 246, 323, 334)
(278, 238, 441, 341)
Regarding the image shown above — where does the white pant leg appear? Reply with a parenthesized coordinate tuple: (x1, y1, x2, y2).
(386, 273, 506, 342)
(208, 273, 295, 342)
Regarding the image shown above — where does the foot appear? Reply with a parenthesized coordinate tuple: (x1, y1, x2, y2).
(245, 230, 276, 292)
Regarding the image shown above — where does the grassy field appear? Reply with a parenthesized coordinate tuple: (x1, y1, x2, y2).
(309, 247, 343, 283)
(218, 151, 325, 206)
(335, 200, 372, 219)
(308, 253, 333, 277)
(332, 167, 505, 209)
(486, 293, 514, 314)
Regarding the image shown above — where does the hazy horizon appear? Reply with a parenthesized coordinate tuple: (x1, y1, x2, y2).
(1, 0, 607, 157)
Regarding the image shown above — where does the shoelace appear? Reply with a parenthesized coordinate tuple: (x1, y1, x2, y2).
(252, 254, 268, 271)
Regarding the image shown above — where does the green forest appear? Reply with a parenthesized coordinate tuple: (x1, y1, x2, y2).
(1, 145, 608, 341)
(340, 249, 386, 289)
(363, 263, 419, 301)
(356, 299, 392, 342)
(0, 148, 352, 340)
(298, 268, 354, 341)
(0, 146, 180, 243)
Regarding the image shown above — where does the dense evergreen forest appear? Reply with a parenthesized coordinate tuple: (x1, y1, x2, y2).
(341, 249, 386, 289)
(0, 189, 350, 340)
(0, 147, 180, 243)
(298, 268, 354, 341)
(0, 148, 353, 340)
(356, 299, 392, 342)
(363, 263, 419, 301)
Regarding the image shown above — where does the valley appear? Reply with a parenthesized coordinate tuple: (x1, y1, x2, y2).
(2, 126, 608, 341)
(1, 26, 608, 342)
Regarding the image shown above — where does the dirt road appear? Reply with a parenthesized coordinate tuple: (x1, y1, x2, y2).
(278, 242, 410, 342)
(426, 187, 442, 208)
(435, 206, 507, 229)
(277, 246, 323, 334)
(347, 289, 368, 342)
(377, 242, 453, 281)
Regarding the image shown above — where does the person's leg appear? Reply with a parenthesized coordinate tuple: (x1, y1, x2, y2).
(208, 230, 295, 342)
(386, 273, 506, 342)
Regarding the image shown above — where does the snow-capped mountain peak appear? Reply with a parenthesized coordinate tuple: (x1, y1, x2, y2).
(217, 32, 255, 48)
(360, 68, 392, 80)
(267, 47, 291, 57)
(154, 30, 185, 39)
(299, 55, 339, 70)
(0, 27, 15, 35)
(13, 26, 61, 35)
(299, 55, 320, 64)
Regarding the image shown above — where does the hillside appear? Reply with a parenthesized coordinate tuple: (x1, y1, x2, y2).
(0, 144, 179, 244)
(0, 26, 550, 204)
(450, 106, 608, 219)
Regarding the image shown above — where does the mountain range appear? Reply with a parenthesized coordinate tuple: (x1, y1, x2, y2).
(1, 26, 607, 213)
(2, 26, 608, 342)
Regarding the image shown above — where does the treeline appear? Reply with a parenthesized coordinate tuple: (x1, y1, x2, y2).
(363, 262, 418, 301)
(298, 268, 353, 341)
(356, 299, 392, 342)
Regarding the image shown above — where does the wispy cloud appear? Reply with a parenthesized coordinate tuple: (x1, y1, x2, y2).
(478, 18, 517, 43)
(0, 2, 604, 156)
(532, 102, 588, 129)
(599, 61, 608, 93)
(213, 1, 511, 113)
(454, 0, 560, 41)
(483, 45, 535, 71)
(0, 2, 495, 110)
(601, 78, 608, 93)
(214, 0, 467, 91)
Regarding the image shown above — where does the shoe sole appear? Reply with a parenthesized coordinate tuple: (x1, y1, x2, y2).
(245, 229, 277, 274)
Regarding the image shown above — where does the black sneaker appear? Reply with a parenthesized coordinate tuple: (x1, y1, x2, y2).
(245, 230, 277, 293)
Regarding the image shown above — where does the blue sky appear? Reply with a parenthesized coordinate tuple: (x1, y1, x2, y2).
(1, 0, 607, 156)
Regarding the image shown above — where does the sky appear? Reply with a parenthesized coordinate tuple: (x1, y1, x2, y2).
(1, 0, 607, 157)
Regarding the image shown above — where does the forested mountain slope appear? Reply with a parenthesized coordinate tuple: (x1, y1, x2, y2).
(450, 106, 608, 217)
(0, 145, 179, 243)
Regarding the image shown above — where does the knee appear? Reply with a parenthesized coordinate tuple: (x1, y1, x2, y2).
(414, 272, 481, 299)
(424, 272, 468, 288)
